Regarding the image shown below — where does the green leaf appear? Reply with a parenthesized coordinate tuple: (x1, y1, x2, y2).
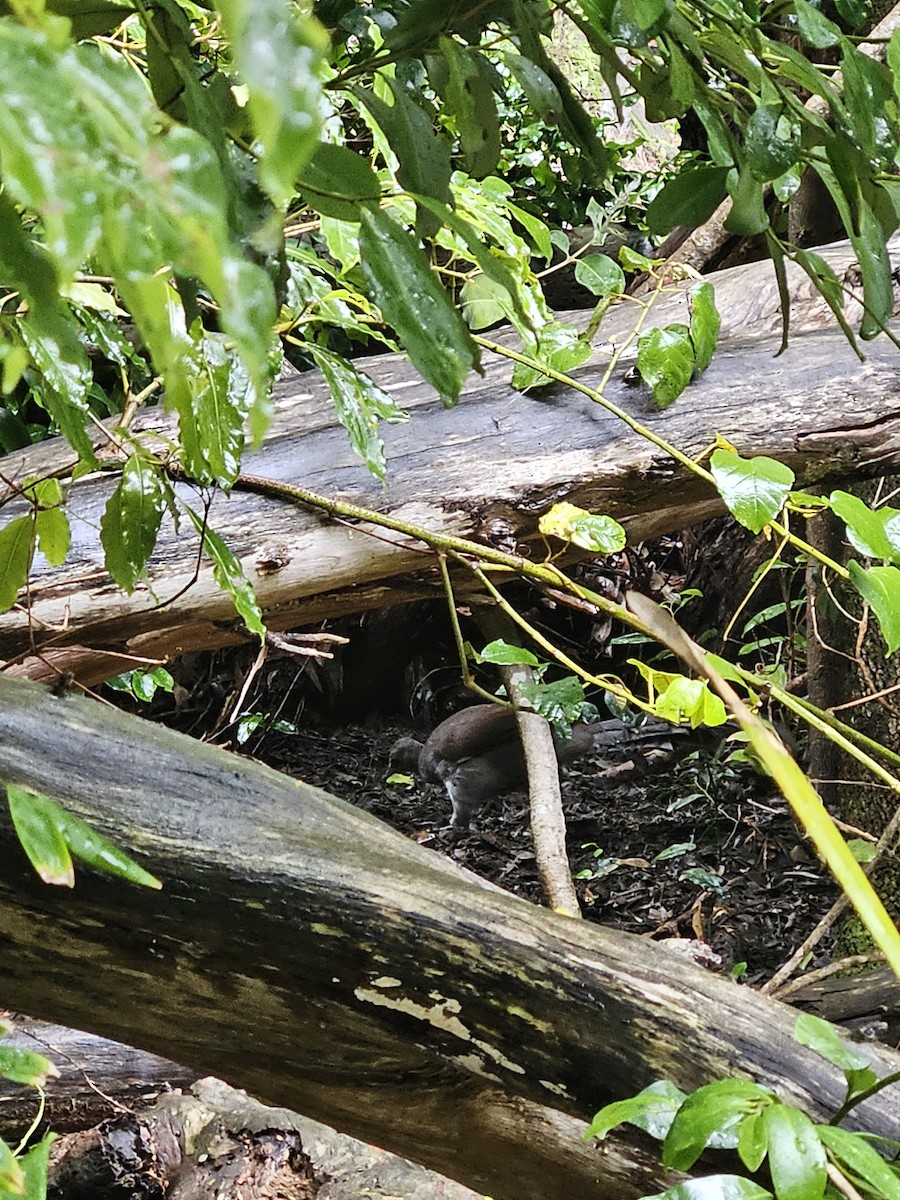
(352, 79, 451, 239)
(738, 1110, 769, 1173)
(7, 784, 73, 887)
(818, 1126, 900, 1200)
(709, 449, 795, 534)
(829, 490, 900, 561)
(848, 561, 900, 654)
(0, 1138, 25, 1198)
(538, 501, 627, 553)
(689, 282, 720, 373)
(309, 344, 409, 479)
(511, 323, 592, 389)
(99, 455, 165, 594)
(476, 640, 540, 666)
(793, 1012, 872, 1072)
(461, 273, 511, 329)
(185, 506, 265, 640)
(34, 507, 70, 567)
(7, 784, 162, 889)
(762, 1103, 826, 1200)
(505, 53, 563, 121)
(0, 1045, 57, 1088)
(359, 205, 478, 404)
(636, 324, 695, 408)
(439, 37, 500, 177)
(854, 200, 894, 340)
(0, 516, 33, 613)
(574, 254, 626, 297)
(646, 166, 730, 236)
(17, 1133, 56, 1200)
(663, 1079, 774, 1171)
(519, 676, 587, 734)
(167, 332, 256, 487)
(645, 1176, 773, 1200)
(745, 103, 801, 182)
(297, 142, 381, 221)
(841, 48, 896, 167)
(725, 167, 769, 236)
(794, 249, 860, 354)
(793, 0, 842, 47)
(586, 1081, 688, 1142)
(216, 0, 327, 205)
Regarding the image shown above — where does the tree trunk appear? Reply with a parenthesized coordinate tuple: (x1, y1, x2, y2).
(2, 240, 900, 686)
(1, 676, 900, 1200)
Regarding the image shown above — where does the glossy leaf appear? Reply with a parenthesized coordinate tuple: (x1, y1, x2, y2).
(476, 639, 540, 666)
(298, 142, 381, 221)
(636, 324, 695, 408)
(848, 561, 900, 654)
(359, 205, 477, 403)
(689, 282, 720, 372)
(663, 1079, 774, 1170)
(34, 506, 70, 566)
(793, 1013, 872, 1073)
(185, 507, 266, 640)
(0, 1138, 25, 1199)
(793, 0, 841, 47)
(586, 1080, 688, 1142)
(17, 1134, 56, 1200)
(168, 333, 255, 487)
(100, 455, 165, 593)
(646, 1176, 772, 1200)
(829, 490, 900, 561)
(519, 675, 588, 734)
(794, 249, 860, 354)
(854, 200, 894, 340)
(7, 784, 162, 889)
(725, 167, 769, 236)
(7, 784, 73, 887)
(646, 166, 730, 235)
(574, 254, 626, 297)
(737, 1110, 768, 1173)
(539, 502, 627, 553)
(216, 0, 327, 205)
(709, 449, 795, 534)
(817, 1125, 900, 1200)
(439, 37, 500, 177)
(0, 516, 33, 613)
(762, 1103, 826, 1200)
(511, 323, 592, 389)
(309, 344, 409, 479)
(745, 103, 800, 181)
(0, 1045, 58, 1088)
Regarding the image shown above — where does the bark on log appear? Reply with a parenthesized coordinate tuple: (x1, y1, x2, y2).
(1, 676, 900, 1200)
(2, 239, 900, 684)
(0, 1029, 481, 1200)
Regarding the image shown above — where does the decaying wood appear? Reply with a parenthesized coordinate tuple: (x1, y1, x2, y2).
(1, 239, 900, 686)
(2, 675, 900, 1200)
(48, 1078, 319, 1200)
(0, 1026, 481, 1200)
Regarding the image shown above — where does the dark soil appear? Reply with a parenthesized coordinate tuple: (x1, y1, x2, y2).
(238, 713, 836, 985)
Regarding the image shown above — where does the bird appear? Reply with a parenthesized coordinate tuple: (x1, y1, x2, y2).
(389, 704, 695, 829)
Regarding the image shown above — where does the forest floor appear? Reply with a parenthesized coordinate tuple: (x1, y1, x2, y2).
(249, 715, 835, 984)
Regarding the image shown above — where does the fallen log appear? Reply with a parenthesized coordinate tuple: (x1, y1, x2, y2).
(2, 240, 900, 684)
(0, 1025, 480, 1200)
(1, 675, 899, 1200)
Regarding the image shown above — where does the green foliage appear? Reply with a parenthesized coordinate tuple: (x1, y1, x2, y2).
(587, 1016, 900, 1200)
(5, 783, 161, 889)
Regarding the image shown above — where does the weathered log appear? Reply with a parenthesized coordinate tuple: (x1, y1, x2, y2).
(0, 1029, 481, 1200)
(2, 239, 900, 685)
(1, 675, 899, 1200)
